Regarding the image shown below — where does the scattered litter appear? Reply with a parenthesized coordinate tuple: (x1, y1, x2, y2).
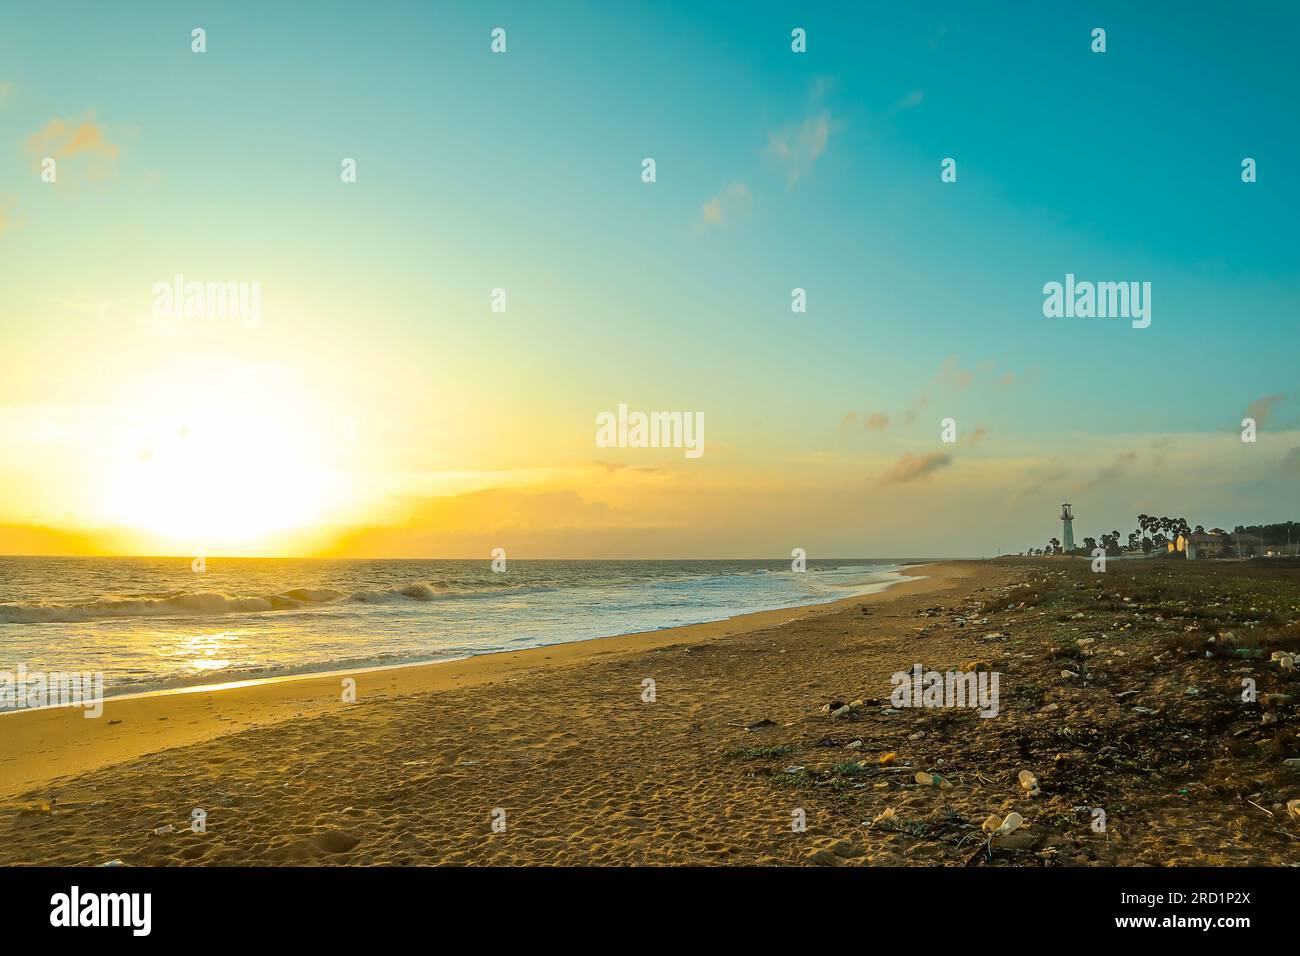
(914, 771, 953, 790)
(1018, 770, 1041, 797)
(994, 812, 1024, 836)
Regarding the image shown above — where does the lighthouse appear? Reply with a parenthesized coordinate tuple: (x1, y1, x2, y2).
(1060, 504, 1076, 552)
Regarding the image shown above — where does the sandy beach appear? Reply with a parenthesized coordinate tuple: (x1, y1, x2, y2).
(2, 558, 1297, 866)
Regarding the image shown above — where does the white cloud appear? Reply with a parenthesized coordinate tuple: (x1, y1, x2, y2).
(696, 182, 751, 230)
(766, 113, 832, 184)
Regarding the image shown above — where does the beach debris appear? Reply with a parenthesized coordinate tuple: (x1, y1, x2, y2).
(846, 739, 863, 750)
(783, 766, 805, 775)
(1132, 706, 1158, 715)
(745, 718, 777, 731)
(831, 705, 853, 720)
(961, 659, 993, 673)
(1283, 759, 1300, 773)
(99, 859, 127, 867)
(819, 700, 846, 715)
(871, 807, 897, 827)
(152, 824, 175, 836)
(1018, 770, 1040, 795)
(1288, 800, 1300, 822)
(914, 771, 952, 790)
(878, 751, 897, 766)
(1060, 669, 1079, 679)
(18, 800, 55, 817)
(1184, 687, 1200, 697)
(1262, 694, 1294, 707)
(993, 812, 1024, 836)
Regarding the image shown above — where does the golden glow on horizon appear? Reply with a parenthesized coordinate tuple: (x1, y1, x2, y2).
(83, 358, 354, 556)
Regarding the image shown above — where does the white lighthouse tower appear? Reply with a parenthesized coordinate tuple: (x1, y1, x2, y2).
(1060, 503, 1076, 552)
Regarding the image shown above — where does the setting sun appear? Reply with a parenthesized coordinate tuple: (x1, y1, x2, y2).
(92, 360, 350, 555)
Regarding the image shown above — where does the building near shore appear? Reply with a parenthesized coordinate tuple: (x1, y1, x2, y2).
(1181, 531, 1268, 559)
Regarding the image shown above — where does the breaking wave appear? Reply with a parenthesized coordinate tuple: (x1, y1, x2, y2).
(0, 580, 529, 624)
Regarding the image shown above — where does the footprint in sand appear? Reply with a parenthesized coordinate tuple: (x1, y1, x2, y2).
(311, 829, 362, 854)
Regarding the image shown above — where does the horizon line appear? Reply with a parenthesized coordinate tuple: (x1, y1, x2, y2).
(0, 552, 963, 563)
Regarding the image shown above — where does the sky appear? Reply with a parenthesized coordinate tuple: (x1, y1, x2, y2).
(1, 1, 1297, 559)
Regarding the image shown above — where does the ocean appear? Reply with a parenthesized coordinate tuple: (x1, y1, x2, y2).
(0, 556, 917, 707)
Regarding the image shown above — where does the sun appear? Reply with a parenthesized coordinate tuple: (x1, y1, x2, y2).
(96, 361, 348, 555)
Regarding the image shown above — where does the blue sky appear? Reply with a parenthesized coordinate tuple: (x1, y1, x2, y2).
(1, 1, 1296, 556)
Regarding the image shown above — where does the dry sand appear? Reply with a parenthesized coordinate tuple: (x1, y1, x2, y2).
(2, 558, 1297, 866)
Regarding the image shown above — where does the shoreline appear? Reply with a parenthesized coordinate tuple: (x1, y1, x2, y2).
(0, 561, 966, 799)
(0, 564, 921, 712)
